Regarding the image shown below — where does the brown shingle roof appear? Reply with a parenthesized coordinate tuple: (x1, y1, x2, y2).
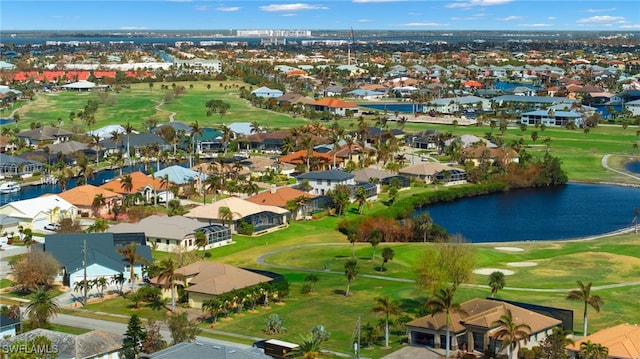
(245, 186, 315, 207)
(177, 261, 273, 295)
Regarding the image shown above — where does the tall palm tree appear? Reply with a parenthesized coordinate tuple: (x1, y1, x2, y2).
(489, 271, 506, 298)
(123, 120, 136, 159)
(156, 257, 186, 312)
(344, 259, 359, 297)
(117, 242, 149, 292)
(426, 287, 466, 359)
(372, 295, 402, 348)
(194, 230, 208, 258)
(567, 280, 604, 335)
(218, 206, 236, 229)
(493, 309, 532, 359)
(26, 287, 60, 328)
(110, 130, 124, 158)
(91, 193, 106, 217)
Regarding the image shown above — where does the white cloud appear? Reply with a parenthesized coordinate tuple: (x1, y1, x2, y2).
(577, 15, 625, 24)
(216, 6, 240, 12)
(408, 12, 421, 16)
(619, 24, 640, 29)
(260, 3, 329, 12)
(399, 22, 448, 26)
(497, 16, 524, 21)
(358, 19, 371, 22)
(520, 23, 552, 27)
(586, 8, 616, 13)
(451, 13, 486, 21)
(194, 5, 210, 11)
(548, 17, 556, 20)
(446, 0, 512, 8)
(281, 13, 297, 16)
(120, 26, 148, 30)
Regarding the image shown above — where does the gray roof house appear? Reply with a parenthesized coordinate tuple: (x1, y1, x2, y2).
(0, 328, 123, 359)
(109, 214, 231, 252)
(16, 126, 73, 146)
(296, 169, 355, 196)
(251, 86, 283, 98)
(142, 341, 272, 359)
(40, 232, 152, 287)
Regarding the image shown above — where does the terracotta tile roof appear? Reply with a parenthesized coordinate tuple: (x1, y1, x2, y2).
(567, 324, 640, 359)
(313, 97, 359, 109)
(246, 186, 315, 207)
(57, 185, 122, 207)
(99, 171, 165, 194)
(280, 150, 336, 165)
(462, 146, 519, 160)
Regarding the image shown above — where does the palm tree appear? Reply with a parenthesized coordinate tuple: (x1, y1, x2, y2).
(26, 287, 60, 328)
(120, 174, 134, 194)
(426, 287, 466, 359)
(579, 340, 608, 359)
(218, 206, 235, 229)
(354, 186, 370, 214)
(493, 309, 532, 359)
(156, 257, 186, 312)
(372, 295, 402, 348)
(344, 259, 359, 297)
(117, 242, 149, 292)
(123, 120, 136, 159)
(489, 271, 506, 298)
(91, 193, 106, 217)
(194, 230, 208, 258)
(567, 280, 604, 335)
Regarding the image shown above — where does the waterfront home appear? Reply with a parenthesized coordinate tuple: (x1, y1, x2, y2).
(295, 169, 355, 196)
(0, 154, 43, 178)
(0, 194, 78, 230)
(462, 146, 520, 166)
(185, 196, 289, 235)
(423, 95, 490, 114)
(109, 214, 231, 252)
(312, 97, 360, 117)
(491, 95, 576, 112)
(41, 232, 152, 287)
(351, 168, 410, 188)
(566, 323, 640, 359)
(100, 132, 170, 158)
(99, 171, 172, 204)
(407, 298, 561, 355)
(150, 261, 273, 310)
(520, 110, 584, 127)
(56, 184, 122, 218)
(15, 126, 73, 147)
(0, 329, 123, 358)
(280, 149, 337, 172)
(153, 165, 206, 185)
(245, 185, 323, 220)
(399, 163, 466, 185)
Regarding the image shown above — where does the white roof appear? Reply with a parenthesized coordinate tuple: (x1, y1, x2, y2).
(109, 215, 204, 240)
(0, 195, 75, 219)
(185, 197, 289, 221)
(62, 80, 96, 89)
(87, 124, 125, 140)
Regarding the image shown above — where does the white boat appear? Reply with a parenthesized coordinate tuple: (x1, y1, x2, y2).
(0, 181, 20, 194)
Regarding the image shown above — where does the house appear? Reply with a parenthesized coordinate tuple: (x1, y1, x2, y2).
(351, 168, 410, 188)
(322, 85, 344, 97)
(0, 328, 123, 359)
(243, 130, 292, 152)
(0, 194, 78, 230)
(142, 341, 272, 359)
(313, 97, 360, 117)
(276, 93, 316, 108)
(56, 185, 122, 218)
(445, 134, 497, 149)
(15, 126, 73, 147)
(185, 197, 289, 234)
(295, 169, 355, 196)
(623, 99, 640, 116)
(245, 185, 322, 219)
(109, 215, 231, 252)
(100, 132, 170, 158)
(566, 323, 640, 359)
(152, 261, 273, 309)
(520, 110, 584, 127)
(399, 163, 466, 185)
(251, 86, 283, 98)
(0, 313, 20, 338)
(241, 156, 296, 178)
(153, 165, 206, 185)
(407, 298, 561, 356)
(99, 171, 172, 204)
(280, 149, 338, 172)
(462, 146, 520, 166)
(41, 232, 152, 286)
(346, 89, 386, 100)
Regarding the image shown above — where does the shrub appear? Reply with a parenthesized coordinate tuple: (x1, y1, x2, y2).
(237, 221, 255, 235)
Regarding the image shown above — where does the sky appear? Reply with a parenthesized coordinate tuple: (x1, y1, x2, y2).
(1, 0, 639, 32)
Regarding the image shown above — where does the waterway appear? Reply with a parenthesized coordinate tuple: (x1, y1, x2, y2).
(0, 163, 160, 206)
(415, 183, 640, 243)
(624, 161, 640, 174)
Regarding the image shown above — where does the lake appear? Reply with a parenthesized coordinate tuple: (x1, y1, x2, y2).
(624, 161, 640, 174)
(415, 183, 640, 243)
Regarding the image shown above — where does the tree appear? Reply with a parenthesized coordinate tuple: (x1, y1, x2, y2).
(493, 309, 532, 359)
(290, 325, 331, 359)
(122, 314, 146, 359)
(380, 247, 394, 271)
(354, 186, 370, 214)
(489, 271, 506, 298)
(194, 230, 207, 258)
(414, 212, 433, 243)
(540, 327, 574, 359)
(26, 287, 60, 329)
(579, 340, 609, 359)
(142, 318, 167, 354)
(218, 206, 235, 229)
(12, 251, 60, 292)
(372, 295, 401, 348)
(117, 242, 149, 292)
(344, 259, 359, 297)
(156, 257, 186, 312)
(567, 280, 604, 335)
(414, 235, 477, 293)
(95, 276, 108, 298)
(265, 313, 287, 335)
(368, 229, 382, 260)
(426, 287, 465, 359)
(304, 273, 319, 293)
(167, 311, 201, 344)
(112, 272, 127, 295)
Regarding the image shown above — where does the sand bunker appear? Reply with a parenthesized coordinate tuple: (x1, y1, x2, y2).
(494, 246, 524, 252)
(507, 262, 538, 267)
(473, 268, 515, 275)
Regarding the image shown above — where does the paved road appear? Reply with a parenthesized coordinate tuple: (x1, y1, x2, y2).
(601, 154, 640, 181)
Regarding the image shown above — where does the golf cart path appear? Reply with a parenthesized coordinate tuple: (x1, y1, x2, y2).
(255, 242, 640, 293)
(601, 154, 640, 181)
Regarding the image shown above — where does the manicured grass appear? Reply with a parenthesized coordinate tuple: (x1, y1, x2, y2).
(48, 323, 92, 335)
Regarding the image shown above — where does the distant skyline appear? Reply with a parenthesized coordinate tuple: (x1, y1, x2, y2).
(1, 0, 639, 32)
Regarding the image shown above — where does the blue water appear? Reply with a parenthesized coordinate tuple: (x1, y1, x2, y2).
(359, 103, 424, 113)
(416, 183, 640, 242)
(494, 81, 540, 92)
(0, 162, 171, 206)
(0, 119, 15, 125)
(624, 161, 640, 174)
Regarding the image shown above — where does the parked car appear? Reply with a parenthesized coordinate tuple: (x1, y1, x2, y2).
(44, 223, 61, 231)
